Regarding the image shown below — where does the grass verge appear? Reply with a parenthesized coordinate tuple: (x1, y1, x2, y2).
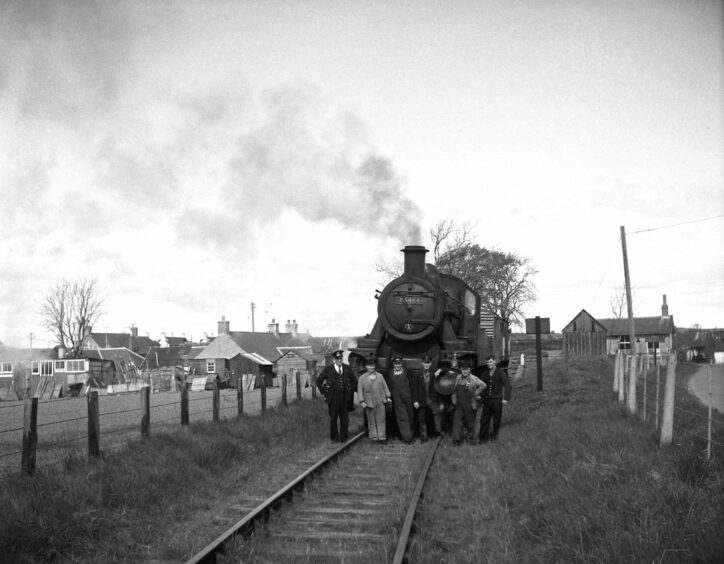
(412, 357, 724, 563)
(0, 399, 330, 563)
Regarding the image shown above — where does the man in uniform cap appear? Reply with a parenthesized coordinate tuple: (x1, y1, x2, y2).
(316, 350, 358, 442)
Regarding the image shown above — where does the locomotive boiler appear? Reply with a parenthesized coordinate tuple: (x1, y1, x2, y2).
(349, 245, 487, 374)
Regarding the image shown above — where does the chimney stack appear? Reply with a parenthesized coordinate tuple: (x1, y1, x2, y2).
(129, 324, 138, 350)
(268, 318, 279, 336)
(218, 316, 230, 335)
(661, 295, 669, 317)
(285, 319, 298, 336)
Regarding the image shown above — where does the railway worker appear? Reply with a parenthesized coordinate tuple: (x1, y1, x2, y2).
(316, 350, 358, 443)
(389, 356, 415, 444)
(478, 356, 512, 443)
(413, 355, 437, 441)
(357, 358, 392, 444)
(434, 357, 460, 435)
(451, 360, 486, 446)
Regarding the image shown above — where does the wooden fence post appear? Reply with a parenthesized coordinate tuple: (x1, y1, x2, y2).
(613, 351, 620, 396)
(237, 379, 244, 418)
(87, 391, 100, 459)
(260, 376, 267, 412)
(296, 371, 302, 401)
(212, 380, 220, 423)
(707, 360, 713, 460)
(311, 368, 317, 399)
(641, 355, 647, 421)
(181, 379, 189, 426)
(660, 354, 676, 447)
(281, 374, 288, 407)
(141, 384, 150, 438)
(21, 397, 38, 476)
(655, 360, 661, 429)
(627, 353, 637, 414)
(618, 354, 626, 405)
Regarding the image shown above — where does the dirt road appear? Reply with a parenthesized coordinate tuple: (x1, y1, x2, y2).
(688, 362, 724, 414)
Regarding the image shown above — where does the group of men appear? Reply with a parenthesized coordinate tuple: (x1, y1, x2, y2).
(316, 350, 512, 446)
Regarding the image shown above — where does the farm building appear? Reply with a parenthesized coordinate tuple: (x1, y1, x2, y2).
(561, 309, 608, 357)
(562, 296, 675, 358)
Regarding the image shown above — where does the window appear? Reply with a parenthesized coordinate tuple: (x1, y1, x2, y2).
(31, 361, 39, 375)
(206, 361, 216, 373)
(66, 360, 86, 372)
(619, 336, 631, 351)
(648, 342, 660, 353)
(55, 360, 66, 371)
(0, 362, 12, 374)
(40, 361, 53, 376)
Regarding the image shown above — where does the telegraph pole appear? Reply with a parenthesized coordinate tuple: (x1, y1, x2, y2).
(250, 302, 256, 332)
(620, 226, 637, 414)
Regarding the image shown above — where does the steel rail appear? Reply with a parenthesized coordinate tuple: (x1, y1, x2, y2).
(185, 430, 366, 564)
(392, 436, 441, 564)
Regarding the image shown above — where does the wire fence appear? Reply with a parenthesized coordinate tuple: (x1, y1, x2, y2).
(613, 353, 723, 459)
(0, 373, 316, 476)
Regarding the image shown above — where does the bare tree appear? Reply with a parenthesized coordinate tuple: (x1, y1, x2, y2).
(40, 278, 104, 358)
(609, 285, 637, 319)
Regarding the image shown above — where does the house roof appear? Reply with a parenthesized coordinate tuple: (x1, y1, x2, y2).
(0, 347, 58, 362)
(163, 336, 188, 347)
(562, 309, 608, 333)
(226, 331, 313, 363)
(277, 348, 314, 362)
(90, 332, 160, 355)
(196, 333, 247, 360)
(80, 347, 146, 369)
(141, 344, 204, 370)
(598, 316, 675, 336)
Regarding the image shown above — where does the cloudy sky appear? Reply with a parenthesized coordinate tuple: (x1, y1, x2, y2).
(1, 0, 722, 348)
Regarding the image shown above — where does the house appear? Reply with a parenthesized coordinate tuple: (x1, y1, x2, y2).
(195, 332, 273, 390)
(562, 295, 675, 357)
(0, 345, 145, 399)
(0, 346, 57, 400)
(675, 327, 724, 362)
(140, 343, 204, 391)
(87, 324, 160, 357)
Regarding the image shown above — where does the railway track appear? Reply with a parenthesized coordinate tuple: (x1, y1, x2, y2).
(186, 432, 441, 564)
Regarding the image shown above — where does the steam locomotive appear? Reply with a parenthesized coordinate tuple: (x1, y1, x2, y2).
(349, 245, 501, 375)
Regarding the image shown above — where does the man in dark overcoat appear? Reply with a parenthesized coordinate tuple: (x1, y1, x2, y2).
(389, 356, 414, 443)
(316, 349, 357, 442)
(478, 356, 512, 443)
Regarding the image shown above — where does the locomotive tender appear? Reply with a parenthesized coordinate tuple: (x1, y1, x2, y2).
(349, 245, 491, 375)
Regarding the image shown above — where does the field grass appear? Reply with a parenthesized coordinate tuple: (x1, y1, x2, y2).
(2, 358, 722, 563)
(411, 357, 724, 563)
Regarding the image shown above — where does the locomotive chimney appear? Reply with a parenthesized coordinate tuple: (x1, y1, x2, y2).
(402, 245, 428, 277)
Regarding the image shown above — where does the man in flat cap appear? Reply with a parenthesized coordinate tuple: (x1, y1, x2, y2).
(389, 356, 414, 443)
(478, 356, 512, 443)
(316, 350, 358, 442)
(451, 359, 485, 446)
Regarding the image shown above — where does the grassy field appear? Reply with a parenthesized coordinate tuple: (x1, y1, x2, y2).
(1, 358, 722, 563)
(411, 357, 724, 563)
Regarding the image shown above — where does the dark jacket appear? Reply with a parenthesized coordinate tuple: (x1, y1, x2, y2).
(410, 370, 428, 405)
(316, 363, 357, 403)
(480, 367, 512, 401)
